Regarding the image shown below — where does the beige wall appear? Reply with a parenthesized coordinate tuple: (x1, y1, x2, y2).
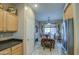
(73, 4, 79, 54)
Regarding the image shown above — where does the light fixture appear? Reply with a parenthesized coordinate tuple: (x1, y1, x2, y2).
(34, 4, 38, 7)
(25, 6, 28, 10)
(48, 17, 50, 24)
(47, 17, 51, 25)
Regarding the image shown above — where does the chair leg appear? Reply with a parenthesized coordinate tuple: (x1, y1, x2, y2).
(50, 48, 51, 51)
(43, 46, 45, 50)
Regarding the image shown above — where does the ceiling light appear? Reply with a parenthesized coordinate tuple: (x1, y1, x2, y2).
(34, 4, 38, 7)
(25, 6, 28, 10)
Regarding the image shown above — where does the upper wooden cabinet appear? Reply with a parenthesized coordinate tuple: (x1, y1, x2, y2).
(64, 4, 73, 20)
(0, 9, 18, 32)
(3, 11, 7, 32)
(7, 13, 18, 32)
(0, 9, 4, 31)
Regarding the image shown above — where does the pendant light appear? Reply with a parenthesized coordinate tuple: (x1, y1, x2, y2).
(47, 17, 51, 26)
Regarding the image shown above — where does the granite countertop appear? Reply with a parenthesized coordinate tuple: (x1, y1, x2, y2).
(0, 38, 23, 51)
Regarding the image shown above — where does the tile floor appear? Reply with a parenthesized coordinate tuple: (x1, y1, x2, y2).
(32, 40, 67, 55)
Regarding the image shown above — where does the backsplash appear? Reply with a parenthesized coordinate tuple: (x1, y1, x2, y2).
(0, 33, 14, 41)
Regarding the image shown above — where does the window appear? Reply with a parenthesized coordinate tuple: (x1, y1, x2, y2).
(44, 28, 51, 34)
(44, 27, 57, 35)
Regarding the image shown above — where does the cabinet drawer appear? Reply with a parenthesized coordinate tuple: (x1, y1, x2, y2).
(0, 48, 11, 55)
(12, 46, 23, 55)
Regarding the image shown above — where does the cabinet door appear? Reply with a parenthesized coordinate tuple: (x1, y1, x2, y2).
(0, 9, 3, 31)
(0, 48, 11, 55)
(12, 47, 23, 55)
(7, 13, 18, 32)
(3, 11, 7, 32)
(64, 4, 73, 20)
(12, 43, 23, 55)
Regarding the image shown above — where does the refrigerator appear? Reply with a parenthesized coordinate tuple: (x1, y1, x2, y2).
(63, 19, 74, 55)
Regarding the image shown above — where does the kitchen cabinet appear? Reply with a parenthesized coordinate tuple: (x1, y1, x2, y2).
(3, 11, 7, 32)
(12, 47, 23, 55)
(64, 4, 73, 20)
(0, 9, 18, 32)
(0, 9, 3, 31)
(12, 43, 23, 55)
(0, 48, 11, 55)
(7, 13, 18, 32)
(0, 43, 23, 55)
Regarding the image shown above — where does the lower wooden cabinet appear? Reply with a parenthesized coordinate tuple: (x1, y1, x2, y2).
(12, 43, 23, 55)
(12, 47, 23, 55)
(0, 43, 23, 55)
(0, 48, 11, 55)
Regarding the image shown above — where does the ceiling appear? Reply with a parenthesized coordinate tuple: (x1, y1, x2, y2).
(28, 3, 65, 21)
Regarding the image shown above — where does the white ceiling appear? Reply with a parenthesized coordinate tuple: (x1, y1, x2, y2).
(28, 3, 65, 21)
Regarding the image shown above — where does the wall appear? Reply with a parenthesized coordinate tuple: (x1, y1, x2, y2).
(0, 33, 14, 41)
(13, 4, 35, 55)
(13, 4, 25, 39)
(24, 4, 35, 54)
(73, 3, 79, 54)
(13, 4, 35, 54)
